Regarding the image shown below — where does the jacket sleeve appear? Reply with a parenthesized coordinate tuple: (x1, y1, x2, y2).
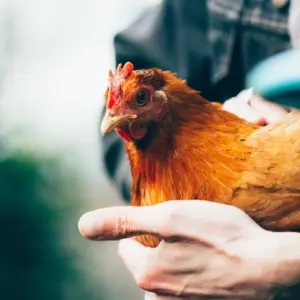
(289, 0, 300, 49)
(101, 0, 211, 202)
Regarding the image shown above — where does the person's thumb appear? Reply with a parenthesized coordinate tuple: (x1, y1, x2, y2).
(249, 95, 288, 124)
(78, 204, 171, 240)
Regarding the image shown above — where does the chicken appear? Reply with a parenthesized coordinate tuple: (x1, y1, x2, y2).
(101, 62, 300, 248)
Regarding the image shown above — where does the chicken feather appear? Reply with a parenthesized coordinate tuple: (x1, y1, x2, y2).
(102, 63, 300, 250)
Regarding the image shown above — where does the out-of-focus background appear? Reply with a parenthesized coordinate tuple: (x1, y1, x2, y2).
(0, 0, 160, 299)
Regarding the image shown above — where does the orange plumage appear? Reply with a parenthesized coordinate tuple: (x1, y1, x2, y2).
(101, 62, 300, 248)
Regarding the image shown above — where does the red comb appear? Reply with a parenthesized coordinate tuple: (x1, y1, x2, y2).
(107, 62, 134, 109)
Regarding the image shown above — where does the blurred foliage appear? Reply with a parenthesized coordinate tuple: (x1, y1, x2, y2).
(0, 139, 103, 300)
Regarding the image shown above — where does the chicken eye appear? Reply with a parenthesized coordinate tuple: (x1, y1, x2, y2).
(136, 89, 148, 106)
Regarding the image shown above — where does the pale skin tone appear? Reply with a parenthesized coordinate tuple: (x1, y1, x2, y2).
(79, 91, 300, 299)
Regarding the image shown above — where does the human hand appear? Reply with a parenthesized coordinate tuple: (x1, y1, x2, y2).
(223, 88, 288, 125)
(78, 201, 300, 300)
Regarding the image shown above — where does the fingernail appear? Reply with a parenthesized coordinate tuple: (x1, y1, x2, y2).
(144, 292, 156, 300)
(78, 212, 101, 239)
(248, 87, 255, 95)
(238, 88, 255, 103)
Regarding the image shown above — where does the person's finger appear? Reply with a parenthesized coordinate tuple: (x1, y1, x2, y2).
(119, 239, 180, 295)
(145, 292, 155, 300)
(223, 98, 266, 125)
(249, 95, 288, 124)
(78, 204, 172, 240)
(144, 292, 181, 300)
(118, 238, 155, 282)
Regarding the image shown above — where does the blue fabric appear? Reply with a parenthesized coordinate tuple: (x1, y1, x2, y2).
(247, 49, 300, 108)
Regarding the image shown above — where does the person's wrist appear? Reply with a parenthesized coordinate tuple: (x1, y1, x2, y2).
(226, 230, 300, 297)
(270, 232, 300, 288)
(243, 231, 300, 295)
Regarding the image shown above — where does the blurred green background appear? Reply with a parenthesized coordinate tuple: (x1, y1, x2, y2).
(0, 0, 161, 299)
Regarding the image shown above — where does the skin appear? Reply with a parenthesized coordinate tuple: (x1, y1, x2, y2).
(79, 201, 300, 300)
(79, 92, 300, 299)
(222, 90, 288, 125)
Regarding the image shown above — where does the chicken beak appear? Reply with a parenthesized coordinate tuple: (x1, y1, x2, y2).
(101, 110, 137, 136)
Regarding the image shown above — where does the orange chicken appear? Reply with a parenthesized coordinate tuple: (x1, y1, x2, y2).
(101, 62, 300, 249)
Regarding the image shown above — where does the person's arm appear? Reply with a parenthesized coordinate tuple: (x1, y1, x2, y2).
(289, 0, 300, 49)
(79, 201, 300, 299)
(101, 0, 212, 202)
